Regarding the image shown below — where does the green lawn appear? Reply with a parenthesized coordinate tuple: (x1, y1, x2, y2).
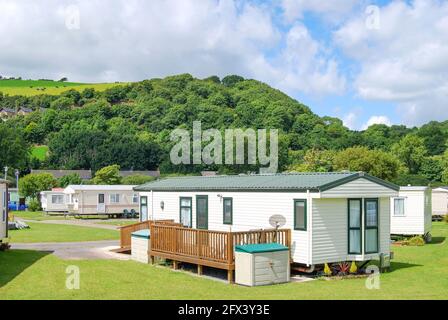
(1, 223, 447, 300)
(8, 222, 119, 243)
(12, 211, 68, 221)
(0, 79, 127, 96)
(94, 220, 138, 227)
(30, 145, 49, 161)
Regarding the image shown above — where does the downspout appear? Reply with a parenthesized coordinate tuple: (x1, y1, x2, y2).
(5, 182, 8, 238)
(307, 189, 312, 266)
(151, 190, 154, 220)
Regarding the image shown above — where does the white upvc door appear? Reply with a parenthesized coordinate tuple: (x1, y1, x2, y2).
(97, 194, 106, 213)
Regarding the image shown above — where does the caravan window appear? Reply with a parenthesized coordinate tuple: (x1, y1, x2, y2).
(132, 194, 139, 204)
(110, 194, 120, 203)
(348, 199, 362, 254)
(51, 195, 64, 204)
(294, 199, 307, 231)
(365, 199, 379, 254)
(393, 198, 405, 216)
(223, 198, 233, 225)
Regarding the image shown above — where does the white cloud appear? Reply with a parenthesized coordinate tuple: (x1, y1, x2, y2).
(342, 112, 357, 130)
(334, 0, 448, 126)
(0, 0, 344, 97)
(281, 0, 359, 24)
(273, 23, 346, 95)
(362, 115, 392, 130)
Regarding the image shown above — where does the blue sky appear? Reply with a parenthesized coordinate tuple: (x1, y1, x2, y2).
(0, 0, 447, 129)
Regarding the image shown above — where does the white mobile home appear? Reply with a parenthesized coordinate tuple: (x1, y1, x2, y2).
(390, 187, 432, 237)
(432, 187, 448, 220)
(135, 172, 399, 266)
(40, 188, 68, 213)
(64, 185, 139, 216)
(0, 179, 9, 241)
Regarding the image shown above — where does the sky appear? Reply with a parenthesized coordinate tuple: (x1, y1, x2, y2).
(0, 0, 447, 130)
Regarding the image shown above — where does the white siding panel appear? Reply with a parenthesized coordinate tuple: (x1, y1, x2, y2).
(321, 178, 398, 198)
(390, 189, 431, 236)
(312, 198, 347, 264)
(432, 190, 448, 216)
(141, 191, 311, 264)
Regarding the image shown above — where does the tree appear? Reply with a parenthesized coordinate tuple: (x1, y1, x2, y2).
(333, 146, 403, 181)
(391, 135, 427, 174)
(19, 173, 57, 200)
(121, 174, 155, 185)
(93, 165, 121, 185)
(58, 173, 83, 188)
(287, 149, 336, 172)
(0, 124, 30, 169)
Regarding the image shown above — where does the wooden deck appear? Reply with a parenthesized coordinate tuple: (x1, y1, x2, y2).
(149, 224, 291, 282)
(119, 219, 181, 251)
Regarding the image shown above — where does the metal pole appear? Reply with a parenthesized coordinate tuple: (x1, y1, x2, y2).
(15, 169, 19, 211)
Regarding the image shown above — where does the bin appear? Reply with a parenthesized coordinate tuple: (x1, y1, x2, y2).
(235, 243, 290, 286)
(131, 229, 150, 263)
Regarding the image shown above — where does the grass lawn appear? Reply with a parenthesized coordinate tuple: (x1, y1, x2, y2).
(8, 222, 119, 243)
(11, 211, 68, 221)
(30, 145, 49, 161)
(0, 223, 447, 299)
(94, 220, 138, 227)
(0, 79, 127, 96)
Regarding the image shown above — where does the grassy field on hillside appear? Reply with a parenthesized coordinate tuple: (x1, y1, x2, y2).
(0, 79, 127, 96)
(30, 146, 49, 161)
(1, 222, 447, 299)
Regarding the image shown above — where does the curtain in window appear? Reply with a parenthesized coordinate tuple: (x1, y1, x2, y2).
(365, 200, 378, 253)
(394, 198, 404, 216)
(349, 199, 361, 254)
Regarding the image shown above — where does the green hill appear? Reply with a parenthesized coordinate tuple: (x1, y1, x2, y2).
(0, 79, 127, 96)
(0, 74, 447, 186)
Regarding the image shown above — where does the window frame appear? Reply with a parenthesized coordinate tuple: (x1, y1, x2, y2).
(393, 197, 406, 217)
(132, 193, 139, 204)
(140, 196, 148, 222)
(196, 195, 208, 230)
(293, 199, 307, 231)
(348, 198, 362, 255)
(364, 198, 379, 254)
(223, 197, 233, 225)
(110, 193, 120, 204)
(51, 194, 64, 204)
(179, 197, 193, 228)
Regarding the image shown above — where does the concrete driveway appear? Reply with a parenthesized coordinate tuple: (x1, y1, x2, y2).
(11, 240, 131, 260)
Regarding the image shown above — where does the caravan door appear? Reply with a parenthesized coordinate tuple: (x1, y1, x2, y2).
(97, 194, 106, 213)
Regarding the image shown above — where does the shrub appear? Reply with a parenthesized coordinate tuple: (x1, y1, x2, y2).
(443, 215, 448, 223)
(28, 198, 42, 212)
(402, 236, 425, 246)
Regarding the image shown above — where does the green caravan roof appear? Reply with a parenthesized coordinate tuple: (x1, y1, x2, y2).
(134, 172, 399, 192)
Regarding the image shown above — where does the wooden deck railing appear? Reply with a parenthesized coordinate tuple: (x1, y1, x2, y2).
(149, 224, 291, 281)
(119, 219, 181, 249)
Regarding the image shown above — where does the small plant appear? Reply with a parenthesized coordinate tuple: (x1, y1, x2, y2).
(349, 261, 358, 274)
(402, 235, 425, 246)
(28, 198, 42, 212)
(0, 242, 11, 251)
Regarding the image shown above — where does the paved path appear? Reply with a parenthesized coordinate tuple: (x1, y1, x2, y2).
(11, 240, 131, 260)
(19, 219, 127, 230)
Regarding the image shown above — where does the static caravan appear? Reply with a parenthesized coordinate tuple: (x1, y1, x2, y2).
(64, 185, 139, 216)
(40, 188, 68, 213)
(432, 187, 448, 220)
(0, 179, 8, 242)
(390, 187, 432, 238)
(135, 172, 399, 267)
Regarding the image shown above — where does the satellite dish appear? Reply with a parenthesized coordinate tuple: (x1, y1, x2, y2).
(269, 214, 286, 229)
